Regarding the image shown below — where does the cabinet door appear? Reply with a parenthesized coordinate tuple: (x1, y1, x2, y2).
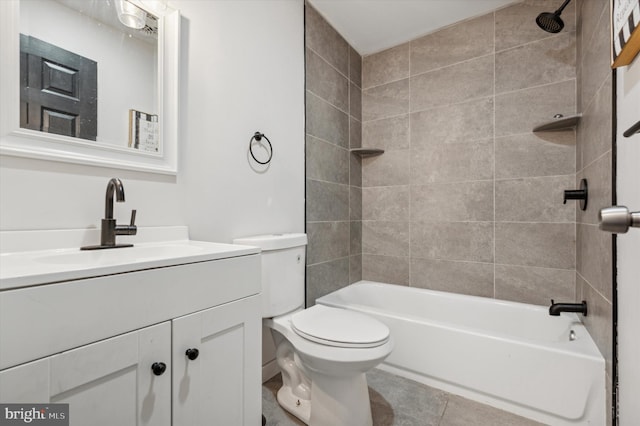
(172, 295, 261, 426)
(0, 322, 171, 426)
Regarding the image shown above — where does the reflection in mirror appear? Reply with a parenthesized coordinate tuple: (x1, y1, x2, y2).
(19, 0, 158, 151)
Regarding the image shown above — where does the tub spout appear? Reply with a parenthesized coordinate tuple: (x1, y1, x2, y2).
(549, 299, 587, 316)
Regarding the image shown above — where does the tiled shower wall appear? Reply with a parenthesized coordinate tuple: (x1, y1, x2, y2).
(359, 1, 578, 305)
(305, 4, 363, 306)
(576, 0, 614, 424)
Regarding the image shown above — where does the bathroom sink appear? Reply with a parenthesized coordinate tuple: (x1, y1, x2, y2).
(0, 238, 259, 290)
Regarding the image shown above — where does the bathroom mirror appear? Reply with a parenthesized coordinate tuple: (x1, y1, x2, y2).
(0, 0, 179, 174)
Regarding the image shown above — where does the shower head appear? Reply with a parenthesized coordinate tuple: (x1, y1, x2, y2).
(536, 0, 571, 33)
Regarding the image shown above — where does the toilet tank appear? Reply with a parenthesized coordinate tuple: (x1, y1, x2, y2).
(233, 233, 307, 318)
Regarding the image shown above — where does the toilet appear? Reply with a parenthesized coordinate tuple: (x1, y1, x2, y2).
(233, 233, 393, 426)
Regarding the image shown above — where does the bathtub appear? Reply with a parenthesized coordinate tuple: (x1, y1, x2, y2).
(316, 281, 605, 425)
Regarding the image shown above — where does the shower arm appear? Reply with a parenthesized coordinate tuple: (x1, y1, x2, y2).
(554, 0, 571, 15)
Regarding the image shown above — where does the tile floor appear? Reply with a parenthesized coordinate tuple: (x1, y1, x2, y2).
(262, 369, 545, 426)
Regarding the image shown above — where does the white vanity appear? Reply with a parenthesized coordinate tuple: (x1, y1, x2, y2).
(0, 226, 262, 425)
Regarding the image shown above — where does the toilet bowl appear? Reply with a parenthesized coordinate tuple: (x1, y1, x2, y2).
(233, 234, 393, 426)
(266, 305, 393, 426)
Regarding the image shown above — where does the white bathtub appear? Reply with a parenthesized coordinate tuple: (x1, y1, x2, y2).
(316, 281, 605, 425)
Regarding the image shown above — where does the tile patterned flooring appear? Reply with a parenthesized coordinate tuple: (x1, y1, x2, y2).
(262, 369, 545, 426)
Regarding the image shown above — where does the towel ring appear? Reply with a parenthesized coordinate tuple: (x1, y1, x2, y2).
(249, 132, 273, 165)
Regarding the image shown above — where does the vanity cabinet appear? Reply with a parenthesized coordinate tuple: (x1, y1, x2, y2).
(173, 296, 261, 425)
(0, 238, 261, 426)
(0, 295, 260, 426)
(0, 322, 172, 425)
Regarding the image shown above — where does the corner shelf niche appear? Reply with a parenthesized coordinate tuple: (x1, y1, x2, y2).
(532, 114, 582, 132)
(350, 148, 384, 157)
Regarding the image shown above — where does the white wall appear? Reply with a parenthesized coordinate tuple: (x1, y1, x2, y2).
(1, 0, 304, 241)
(616, 58, 640, 425)
(176, 0, 305, 242)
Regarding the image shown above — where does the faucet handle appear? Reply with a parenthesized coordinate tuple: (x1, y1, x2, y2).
(130, 209, 137, 226)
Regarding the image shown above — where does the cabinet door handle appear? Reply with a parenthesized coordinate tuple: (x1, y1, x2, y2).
(185, 348, 199, 360)
(151, 362, 167, 376)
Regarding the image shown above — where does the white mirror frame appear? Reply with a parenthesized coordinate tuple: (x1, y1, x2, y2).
(0, 0, 179, 175)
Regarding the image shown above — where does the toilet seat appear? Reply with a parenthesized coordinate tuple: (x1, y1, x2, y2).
(291, 305, 390, 348)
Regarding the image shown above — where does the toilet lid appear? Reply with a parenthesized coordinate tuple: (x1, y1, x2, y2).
(291, 305, 390, 348)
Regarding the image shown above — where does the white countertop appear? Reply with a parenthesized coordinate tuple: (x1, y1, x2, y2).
(0, 227, 260, 290)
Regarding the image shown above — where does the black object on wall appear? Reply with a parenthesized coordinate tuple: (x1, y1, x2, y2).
(536, 0, 572, 33)
(249, 131, 273, 165)
(564, 178, 588, 211)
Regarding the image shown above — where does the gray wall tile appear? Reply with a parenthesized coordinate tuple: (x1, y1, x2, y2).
(495, 132, 576, 179)
(306, 92, 349, 148)
(496, 222, 575, 269)
(495, 1, 576, 52)
(362, 79, 410, 121)
(306, 48, 349, 112)
(576, 0, 613, 376)
(350, 186, 362, 220)
(495, 265, 575, 305)
(362, 186, 410, 221)
(362, 254, 410, 285)
(350, 221, 362, 255)
(580, 2, 611, 112)
(306, 221, 350, 265)
(411, 13, 494, 75)
(495, 33, 576, 94)
(578, 75, 612, 169)
(411, 259, 494, 298)
(576, 223, 613, 302)
(362, 114, 410, 150)
(362, 149, 411, 187)
(311, 0, 594, 314)
(362, 43, 410, 89)
(495, 80, 576, 137)
(349, 46, 362, 88)
(349, 152, 362, 187)
(410, 98, 494, 147)
(411, 181, 494, 222)
(495, 175, 576, 222)
(349, 254, 362, 284)
(306, 179, 349, 222)
(306, 257, 350, 307)
(411, 55, 494, 112)
(411, 138, 494, 184)
(350, 82, 362, 121)
(411, 222, 494, 262)
(576, 1, 583, 112)
(577, 151, 612, 225)
(305, 4, 349, 76)
(580, 0, 608, 58)
(362, 221, 410, 257)
(350, 116, 362, 149)
(306, 135, 349, 185)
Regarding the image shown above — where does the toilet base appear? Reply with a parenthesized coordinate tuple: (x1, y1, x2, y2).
(277, 384, 311, 424)
(307, 371, 372, 426)
(276, 371, 373, 426)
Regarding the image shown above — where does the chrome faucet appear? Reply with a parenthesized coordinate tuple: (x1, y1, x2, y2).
(81, 178, 137, 250)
